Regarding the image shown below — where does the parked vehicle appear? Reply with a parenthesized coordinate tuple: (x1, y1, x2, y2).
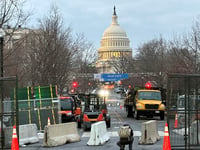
(58, 96, 81, 122)
(76, 93, 111, 131)
(177, 95, 200, 127)
(124, 81, 165, 120)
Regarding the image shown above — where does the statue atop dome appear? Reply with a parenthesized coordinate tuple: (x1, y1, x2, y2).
(113, 6, 117, 16)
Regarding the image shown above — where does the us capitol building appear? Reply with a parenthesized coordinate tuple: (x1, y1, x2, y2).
(96, 6, 132, 74)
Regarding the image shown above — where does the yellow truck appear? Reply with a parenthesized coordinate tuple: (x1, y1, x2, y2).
(124, 85, 165, 120)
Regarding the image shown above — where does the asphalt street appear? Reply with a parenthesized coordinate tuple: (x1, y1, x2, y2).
(21, 101, 166, 150)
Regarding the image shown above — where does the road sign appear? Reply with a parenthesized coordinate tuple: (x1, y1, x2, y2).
(101, 73, 128, 81)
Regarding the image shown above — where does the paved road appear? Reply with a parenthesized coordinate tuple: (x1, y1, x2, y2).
(21, 101, 166, 150)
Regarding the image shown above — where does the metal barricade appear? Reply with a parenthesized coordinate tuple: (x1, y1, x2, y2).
(167, 74, 200, 150)
(0, 76, 17, 149)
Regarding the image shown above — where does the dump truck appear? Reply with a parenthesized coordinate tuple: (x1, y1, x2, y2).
(76, 93, 111, 131)
(124, 82, 165, 120)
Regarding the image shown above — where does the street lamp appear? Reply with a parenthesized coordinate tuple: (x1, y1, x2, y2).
(0, 28, 5, 149)
(98, 89, 109, 104)
(0, 28, 5, 77)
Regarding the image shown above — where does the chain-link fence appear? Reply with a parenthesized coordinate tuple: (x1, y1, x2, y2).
(167, 74, 200, 150)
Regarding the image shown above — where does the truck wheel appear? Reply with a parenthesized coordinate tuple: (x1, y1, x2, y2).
(127, 107, 132, 117)
(160, 112, 165, 120)
(135, 110, 140, 120)
(77, 121, 81, 128)
(106, 119, 111, 128)
(83, 123, 87, 131)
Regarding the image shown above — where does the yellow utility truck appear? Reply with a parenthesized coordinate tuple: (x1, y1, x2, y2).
(124, 82, 165, 120)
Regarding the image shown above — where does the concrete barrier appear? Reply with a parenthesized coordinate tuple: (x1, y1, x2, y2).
(87, 121, 110, 146)
(43, 122, 80, 147)
(190, 120, 200, 144)
(4, 124, 39, 147)
(19, 124, 39, 145)
(138, 120, 160, 144)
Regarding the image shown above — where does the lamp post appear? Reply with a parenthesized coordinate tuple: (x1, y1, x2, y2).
(0, 28, 5, 149)
(0, 28, 5, 77)
(98, 89, 109, 104)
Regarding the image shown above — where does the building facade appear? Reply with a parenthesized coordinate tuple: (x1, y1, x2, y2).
(96, 6, 132, 74)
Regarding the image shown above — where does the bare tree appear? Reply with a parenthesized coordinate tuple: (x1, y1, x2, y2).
(167, 18, 200, 74)
(19, 6, 97, 93)
(70, 33, 97, 92)
(183, 19, 200, 73)
(106, 55, 135, 73)
(20, 6, 78, 92)
(0, 0, 30, 28)
(135, 37, 168, 87)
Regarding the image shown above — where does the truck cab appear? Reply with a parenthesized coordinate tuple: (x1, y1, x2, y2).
(124, 81, 166, 120)
(134, 89, 165, 120)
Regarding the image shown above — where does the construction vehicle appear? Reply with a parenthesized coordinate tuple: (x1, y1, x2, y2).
(76, 93, 111, 131)
(58, 96, 81, 122)
(124, 81, 165, 120)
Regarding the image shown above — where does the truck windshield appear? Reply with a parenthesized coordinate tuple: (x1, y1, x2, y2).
(138, 91, 161, 100)
(60, 99, 73, 110)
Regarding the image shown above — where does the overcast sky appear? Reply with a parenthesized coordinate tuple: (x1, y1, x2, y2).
(25, 0, 200, 54)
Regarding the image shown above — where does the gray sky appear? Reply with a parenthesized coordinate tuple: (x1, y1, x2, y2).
(25, 0, 200, 54)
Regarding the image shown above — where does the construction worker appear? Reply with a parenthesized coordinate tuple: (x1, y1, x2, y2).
(117, 122, 134, 150)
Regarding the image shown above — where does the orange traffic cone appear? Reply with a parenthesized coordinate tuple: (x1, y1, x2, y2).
(163, 123, 171, 150)
(47, 117, 51, 125)
(174, 113, 178, 128)
(11, 125, 19, 150)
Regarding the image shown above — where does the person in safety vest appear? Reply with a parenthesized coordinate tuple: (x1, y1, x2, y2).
(117, 122, 134, 150)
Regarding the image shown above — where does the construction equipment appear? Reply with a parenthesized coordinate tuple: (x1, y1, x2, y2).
(124, 81, 165, 120)
(76, 93, 110, 131)
(58, 96, 81, 122)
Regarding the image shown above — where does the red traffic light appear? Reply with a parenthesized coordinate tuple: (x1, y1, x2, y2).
(145, 82, 151, 89)
(72, 81, 78, 88)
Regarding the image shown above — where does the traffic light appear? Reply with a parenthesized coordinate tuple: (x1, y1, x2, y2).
(88, 82, 91, 86)
(145, 82, 151, 89)
(72, 81, 78, 88)
(71, 89, 75, 93)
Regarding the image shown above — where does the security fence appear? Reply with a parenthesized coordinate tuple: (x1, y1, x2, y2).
(167, 74, 200, 150)
(12, 85, 60, 131)
(18, 98, 60, 131)
(0, 76, 17, 150)
(1, 84, 60, 149)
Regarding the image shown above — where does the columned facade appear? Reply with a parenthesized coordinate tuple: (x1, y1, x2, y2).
(96, 6, 132, 73)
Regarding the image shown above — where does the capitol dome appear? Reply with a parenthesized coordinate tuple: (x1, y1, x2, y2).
(96, 6, 132, 74)
(103, 11, 127, 38)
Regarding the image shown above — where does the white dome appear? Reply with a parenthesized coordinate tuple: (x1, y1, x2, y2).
(102, 9, 127, 38)
(96, 6, 132, 74)
(103, 24, 127, 38)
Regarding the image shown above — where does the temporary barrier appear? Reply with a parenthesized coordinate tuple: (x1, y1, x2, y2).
(19, 124, 39, 146)
(174, 113, 178, 128)
(167, 74, 200, 149)
(190, 120, 200, 145)
(138, 120, 160, 144)
(87, 121, 110, 146)
(43, 122, 80, 147)
(11, 126, 19, 150)
(163, 123, 171, 150)
(4, 124, 39, 147)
